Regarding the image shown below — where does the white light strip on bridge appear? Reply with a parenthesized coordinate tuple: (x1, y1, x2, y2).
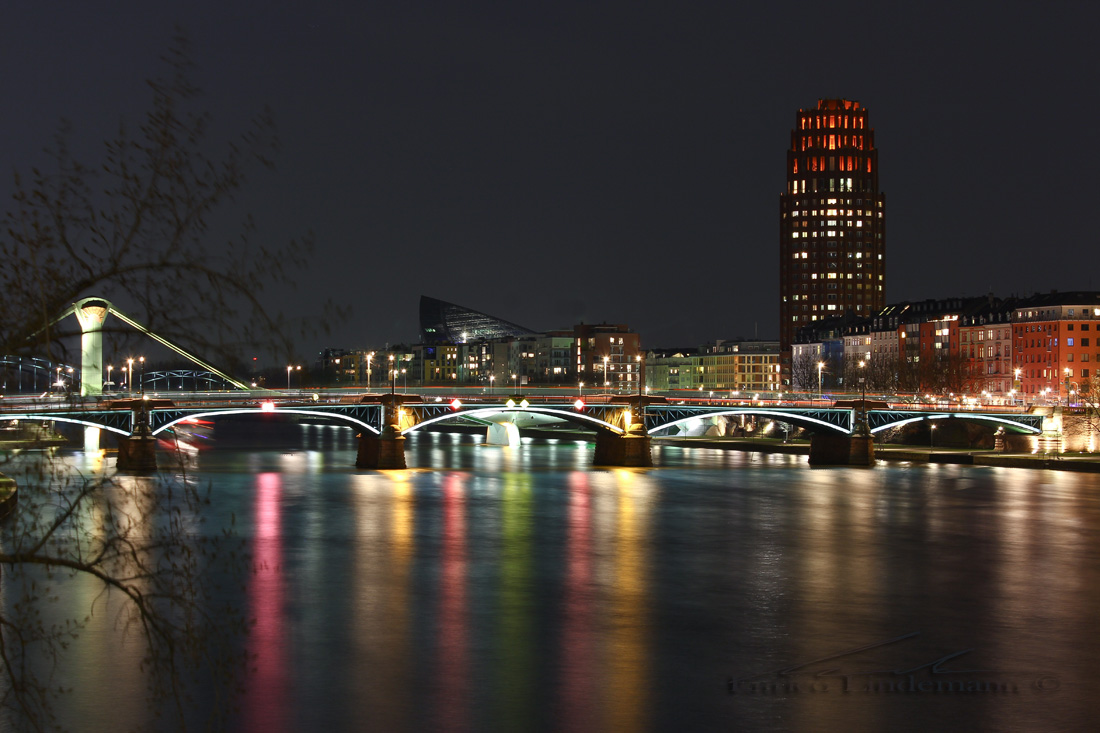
(108, 310, 251, 391)
(869, 413, 1042, 435)
(152, 408, 380, 436)
(403, 406, 624, 435)
(649, 409, 852, 436)
(9, 415, 131, 437)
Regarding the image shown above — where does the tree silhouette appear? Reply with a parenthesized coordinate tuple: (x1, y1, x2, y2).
(0, 34, 313, 730)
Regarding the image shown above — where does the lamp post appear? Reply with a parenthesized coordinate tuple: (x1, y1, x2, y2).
(817, 361, 824, 403)
(139, 356, 145, 396)
(603, 355, 610, 390)
(489, 375, 495, 396)
(930, 422, 937, 454)
(107, 365, 113, 393)
(127, 358, 134, 393)
(579, 381, 584, 399)
(1064, 367, 1072, 407)
(391, 367, 397, 396)
(512, 373, 518, 394)
(402, 367, 407, 393)
(367, 351, 374, 390)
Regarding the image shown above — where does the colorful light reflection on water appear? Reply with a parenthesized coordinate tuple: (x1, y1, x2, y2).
(15, 430, 1100, 732)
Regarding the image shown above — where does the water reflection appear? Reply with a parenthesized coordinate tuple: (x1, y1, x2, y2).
(18, 437, 1100, 732)
(243, 472, 289, 732)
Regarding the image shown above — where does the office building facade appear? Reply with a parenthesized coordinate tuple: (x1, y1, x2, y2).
(780, 98, 886, 383)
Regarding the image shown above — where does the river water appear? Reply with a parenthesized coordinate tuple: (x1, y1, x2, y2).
(8, 425, 1100, 732)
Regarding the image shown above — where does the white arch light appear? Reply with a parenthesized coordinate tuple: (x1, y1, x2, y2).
(9, 414, 131, 437)
(152, 408, 381, 436)
(402, 406, 625, 435)
(869, 413, 1042, 435)
(649, 409, 852, 436)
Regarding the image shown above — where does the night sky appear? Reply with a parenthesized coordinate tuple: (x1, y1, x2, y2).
(5, 2, 1100, 360)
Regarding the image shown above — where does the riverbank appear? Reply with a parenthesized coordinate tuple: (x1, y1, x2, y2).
(653, 436, 1100, 472)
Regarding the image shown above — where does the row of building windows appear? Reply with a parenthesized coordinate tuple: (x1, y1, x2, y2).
(798, 112, 866, 130)
(796, 135, 868, 151)
(793, 154, 870, 172)
(789, 177, 868, 193)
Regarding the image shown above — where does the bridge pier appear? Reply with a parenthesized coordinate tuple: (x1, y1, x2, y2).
(486, 421, 521, 447)
(116, 402, 158, 472)
(354, 394, 412, 469)
(356, 425, 407, 469)
(808, 433, 875, 466)
(117, 427, 158, 472)
(593, 425, 652, 467)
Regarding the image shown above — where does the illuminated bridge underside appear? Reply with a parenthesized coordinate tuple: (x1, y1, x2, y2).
(404, 405, 626, 435)
(867, 411, 1043, 435)
(2, 402, 1044, 440)
(646, 406, 853, 435)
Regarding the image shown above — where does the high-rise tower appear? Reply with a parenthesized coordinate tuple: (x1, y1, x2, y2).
(779, 98, 886, 382)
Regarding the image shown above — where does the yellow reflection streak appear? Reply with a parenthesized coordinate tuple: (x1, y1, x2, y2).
(605, 469, 653, 733)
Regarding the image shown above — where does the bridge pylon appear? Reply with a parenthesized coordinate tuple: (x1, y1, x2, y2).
(73, 298, 110, 397)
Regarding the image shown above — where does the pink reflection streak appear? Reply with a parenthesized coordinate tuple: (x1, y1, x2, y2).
(243, 472, 289, 732)
(436, 472, 470, 732)
(559, 471, 595, 729)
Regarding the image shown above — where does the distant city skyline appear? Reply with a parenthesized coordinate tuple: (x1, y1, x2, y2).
(4, 2, 1100, 358)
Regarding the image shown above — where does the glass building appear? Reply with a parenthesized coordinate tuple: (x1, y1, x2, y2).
(419, 295, 536, 344)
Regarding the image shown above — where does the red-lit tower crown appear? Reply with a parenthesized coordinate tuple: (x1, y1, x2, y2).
(779, 99, 886, 381)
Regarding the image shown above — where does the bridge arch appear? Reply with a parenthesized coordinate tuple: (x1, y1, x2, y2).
(8, 414, 131, 437)
(153, 408, 381, 436)
(869, 412, 1042, 435)
(649, 408, 852, 436)
(403, 406, 625, 436)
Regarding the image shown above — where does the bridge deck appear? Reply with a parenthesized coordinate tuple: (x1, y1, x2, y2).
(0, 395, 1045, 437)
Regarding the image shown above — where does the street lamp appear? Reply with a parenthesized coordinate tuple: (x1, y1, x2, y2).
(402, 367, 407, 393)
(489, 374, 495, 395)
(127, 358, 134, 392)
(817, 361, 824, 403)
(1064, 367, 1072, 406)
(139, 356, 145, 396)
(579, 380, 584, 399)
(512, 373, 518, 393)
(930, 422, 937, 454)
(603, 355, 610, 390)
(107, 365, 113, 393)
(367, 351, 374, 390)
